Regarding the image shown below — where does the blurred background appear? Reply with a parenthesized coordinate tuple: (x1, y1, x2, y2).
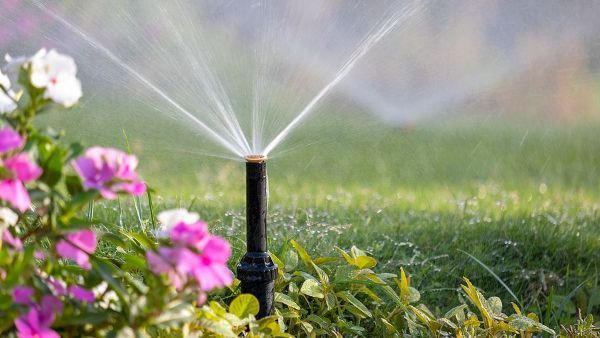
(1, 0, 599, 190)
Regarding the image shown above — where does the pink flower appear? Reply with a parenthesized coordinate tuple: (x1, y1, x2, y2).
(15, 295, 61, 338)
(170, 220, 209, 249)
(147, 249, 188, 290)
(46, 277, 66, 297)
(56, 229, 97, 270)
(192, 236, 233, 291)
(0, 154, 42, 212)
(146, 210, 233, 296)
(68, 286, 95, 303)
(2, 229, 22, 250)
(72, 147, 146, 199)
(13, 286, 34, 305)
(0, 127, 23, 153)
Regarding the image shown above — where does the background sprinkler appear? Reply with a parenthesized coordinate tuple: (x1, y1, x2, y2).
(237, 155, 278, 318)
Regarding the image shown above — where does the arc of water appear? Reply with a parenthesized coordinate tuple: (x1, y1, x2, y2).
(160, 3, 252, 154)
(30, 0, 247, 157)
(262, 1, 426, 156)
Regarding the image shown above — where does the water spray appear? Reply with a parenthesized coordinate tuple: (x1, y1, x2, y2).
(237, 155, 278, 318)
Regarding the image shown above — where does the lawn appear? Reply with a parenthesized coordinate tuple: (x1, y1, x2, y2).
(59, 109, 600, 328)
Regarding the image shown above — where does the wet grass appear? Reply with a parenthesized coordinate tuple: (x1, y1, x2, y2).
(48, 110, 600, 327)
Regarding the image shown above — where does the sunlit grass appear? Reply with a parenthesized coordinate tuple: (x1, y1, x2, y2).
(72, 115, 600, 328)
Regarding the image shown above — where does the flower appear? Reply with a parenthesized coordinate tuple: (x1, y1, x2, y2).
(29, 48, 82, 107)
(56, 229, 97, 270)
(0, 206, 18, 226)
(192, 236, 233, 291)
(0, 69, 17, 113)
(13, 286, 35, 305)
(2, 228, 22, 250)
(147, 248, 188, 290)
(72, 147, 146, 199)
(146, 209, 233, 300)
(156, 208, 199, 238)
(15, 295, 61, 338)
(0, 127, 23, 153)
(169, 220, 209, 249)
(68, 285, 95, 302)
(0, 153, 42, 212)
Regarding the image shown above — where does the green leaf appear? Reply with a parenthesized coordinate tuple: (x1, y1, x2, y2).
(91, 257, 128, 305)
(229, 294, 260, 318)
(509, 314, 556, 335)
(306, 314, 331, 329)
(38, 145, 65, 187)
(300, 279, 324, 298)
(275, 292, 300, 310)
(311, 262, 329, 286)
(488, 296, 503, 315)
(354, 256, 377, 269)
(290, 239, 314, 270)
(122, 254, 147, 271)
(282, 248, 298, 272)
(337, 291, 372, 318)
(65, 174, 84, 196)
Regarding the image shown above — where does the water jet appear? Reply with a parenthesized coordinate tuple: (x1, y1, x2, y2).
(237, 154, 278, 318)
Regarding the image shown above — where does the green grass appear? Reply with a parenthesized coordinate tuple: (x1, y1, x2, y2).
(42, 108, 600, 327)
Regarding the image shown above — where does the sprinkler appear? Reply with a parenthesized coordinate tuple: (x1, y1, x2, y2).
(237, 155, 278, 318)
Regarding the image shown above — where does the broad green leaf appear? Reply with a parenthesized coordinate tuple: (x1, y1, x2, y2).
(229, 294, 260, 318)
(313, 256, 338, 265)
(300, 279, 324, 298)
(290, 239, 314, 270)
(488, 296, 503, 315)
(299, 321, 314, 336)
(509, 315, 556, 335)
(350, 246, 367, 258)
(311, 262, 329, 286)
(275, 292, 300, 310)
(282, 249, 298, 272)
(306, 314, 330, 329)
(380, 318, 398, 333)
(354, 256, 377, 269)
(337, 291, 372, 318)
(335, 246, 355, 265)
(444, 304, 468, 320)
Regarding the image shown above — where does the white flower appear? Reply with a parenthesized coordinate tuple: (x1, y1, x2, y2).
(156, 208, 200, 237)
(0, 207, 18, 234)
(30, 48, 82, 107)
(0, 70, 17, 114)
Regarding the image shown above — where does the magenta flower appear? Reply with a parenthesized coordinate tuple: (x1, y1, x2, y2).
(72, 147, 146, 199)
(14, 295, 61, 338)
(13, 286, 34, 305)
(56, 229, 97, 270)
(147, 248, 188, 290)
(0, 153, 42, 212)
(193, 236, 233, 291)
(170, 220, 209, 250)
(0, 127, 23, 153)
(2, 229, 22, 250)
(68, 286, 95, 303)
(146, 209, 233, 299)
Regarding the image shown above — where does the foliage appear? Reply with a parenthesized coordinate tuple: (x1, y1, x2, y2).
(0, 50, 233, 337)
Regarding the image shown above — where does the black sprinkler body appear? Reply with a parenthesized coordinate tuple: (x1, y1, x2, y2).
(237, 155, 278, 318)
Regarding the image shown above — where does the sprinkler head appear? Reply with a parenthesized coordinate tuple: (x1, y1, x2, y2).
(237, 155, 277, 318)
(245, 154, 267, 163)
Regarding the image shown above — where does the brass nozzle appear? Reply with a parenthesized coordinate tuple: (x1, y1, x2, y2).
(245, 155, 267, 163)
